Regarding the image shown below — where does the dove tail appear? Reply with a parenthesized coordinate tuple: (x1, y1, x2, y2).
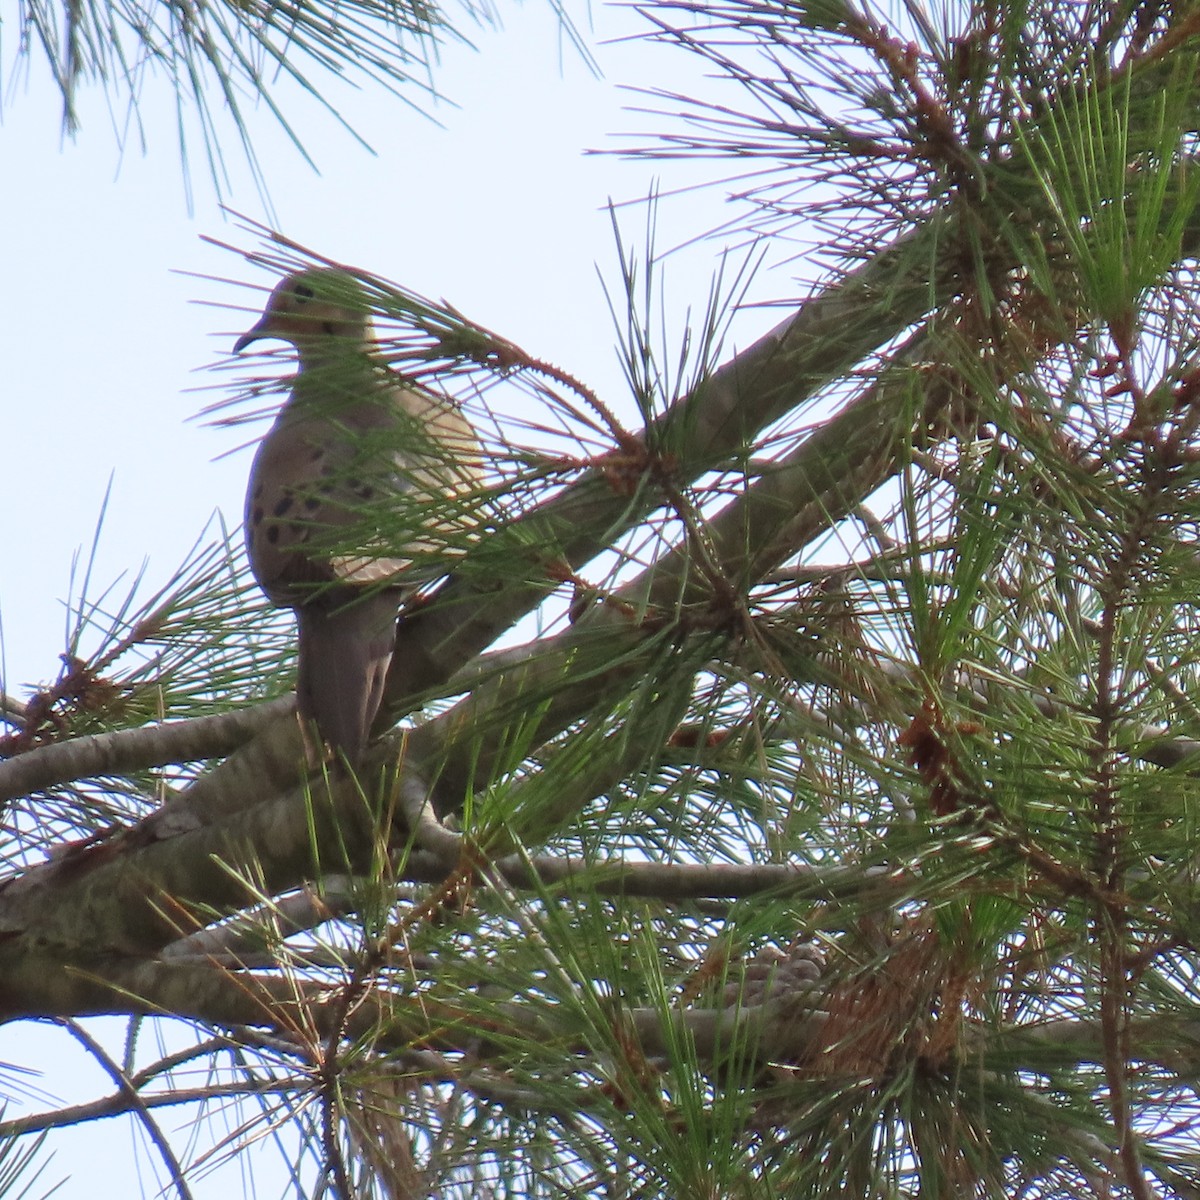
(295, 592, 400, 767)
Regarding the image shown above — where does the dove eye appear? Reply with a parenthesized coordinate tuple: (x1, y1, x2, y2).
(293, 283, 314, 303)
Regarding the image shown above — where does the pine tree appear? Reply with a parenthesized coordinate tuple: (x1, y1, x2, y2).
(4, 1, 1200, 1196)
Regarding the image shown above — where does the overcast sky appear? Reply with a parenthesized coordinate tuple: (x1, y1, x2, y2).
(1, 0, 797, 689)
(0, 0, 812, 1192)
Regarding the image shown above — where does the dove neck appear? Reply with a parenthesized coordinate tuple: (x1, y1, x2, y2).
(291, 335, 376, 372)
(285, 348, 386, 416)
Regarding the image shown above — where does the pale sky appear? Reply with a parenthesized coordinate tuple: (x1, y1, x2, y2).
(2, 0, 792, 688)
(0, 1, 806, 1192)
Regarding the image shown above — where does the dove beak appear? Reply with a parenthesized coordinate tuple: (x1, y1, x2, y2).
(234, 317, 272, 354)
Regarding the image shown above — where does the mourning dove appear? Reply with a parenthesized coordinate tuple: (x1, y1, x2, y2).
(235, 268, 483, 765)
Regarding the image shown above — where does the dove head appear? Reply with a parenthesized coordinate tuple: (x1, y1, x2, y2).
(234, 269, 373, 362)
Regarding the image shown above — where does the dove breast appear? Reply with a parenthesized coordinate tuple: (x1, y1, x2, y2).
(245, 370, 483, 606)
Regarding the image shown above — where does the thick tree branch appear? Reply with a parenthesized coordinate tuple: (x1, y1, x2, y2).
(0, 699, 292, 807)
(145, 219, 952, 833)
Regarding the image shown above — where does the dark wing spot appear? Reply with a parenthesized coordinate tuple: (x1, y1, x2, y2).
(273, 496, 295, 517)
(322, 321, 336, 335)
(310, 448, 325, 462)
(253, 483, 264, 500)
(357, 484, 376, 500)
(266, 526, 280, 545)
(252, 506, 265, 524)
(304, 497, 321, 510)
